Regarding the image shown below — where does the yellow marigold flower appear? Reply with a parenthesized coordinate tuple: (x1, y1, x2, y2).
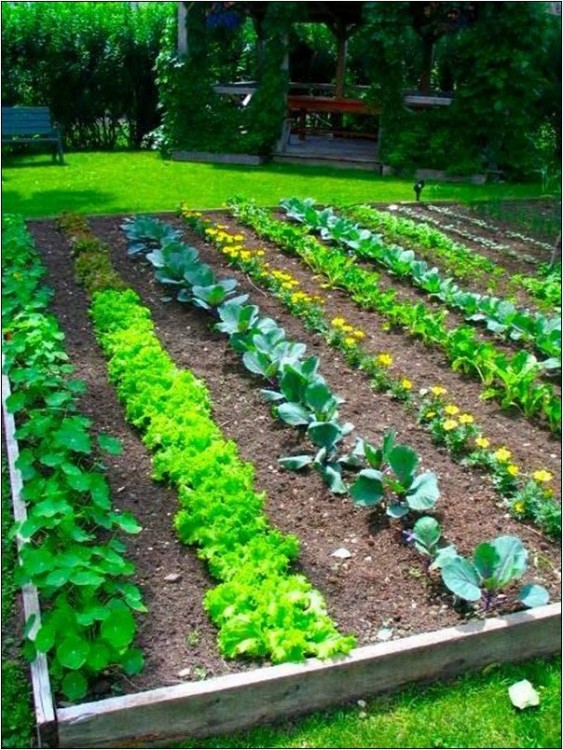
(240, 251, 251, 261)
(401, 378, 413, 390)
(513, 501, 525, 514)
(341, 324, 355, 333)
(431, 386, 447, 396)
(331, 317, 346, 328)
(233, 234, 244, 241)
(532, 469, 553, 483)
(344, 337, 357, 347)
(205, 228, 218, 236)
(458, 414, 474, 424)
(217, 224, 228, 230)
(493, 447, 511, 463)
(443, 419, 458, 431)
(475, 436, 490, 449)
(425, 411, 436, 419)
(353, 330, 366, 340)
(507, 464, 520, 476)
(256, 250, 265, 256)
(444, 405, 459, 415)
(377, 353, 393, 367)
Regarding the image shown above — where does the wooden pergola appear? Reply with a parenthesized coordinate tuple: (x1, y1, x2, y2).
(175, 2, 456, 166)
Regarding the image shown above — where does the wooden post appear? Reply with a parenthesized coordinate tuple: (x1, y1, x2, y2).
(419, 36, 434, 95)
(276, 32, 291, 152)
(334, 26, 348, 99)
(177, 1, 188, 58)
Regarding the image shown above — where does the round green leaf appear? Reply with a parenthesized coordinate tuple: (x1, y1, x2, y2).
(96, 433, 123, 455)
(101, 609, 136, 650)
(441, 556, 482, 602)
(69, 570, 105, 587)
(34, 624, 56, 653)
(45, 568, 72, 588)
(112, 512, 142, 535)
(86, 642, 111, 671)
(121, 647, 144, 676)
(61, 671, 88, 701)
(57, 636, 89, 670)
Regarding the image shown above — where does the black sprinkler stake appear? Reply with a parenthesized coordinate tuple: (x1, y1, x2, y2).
(414, 179, 425, 201)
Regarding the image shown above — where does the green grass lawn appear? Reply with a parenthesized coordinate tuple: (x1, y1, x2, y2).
(1, 150, 547, 218)
(172, 658, 562, 749)
(1, 151, 560, 749)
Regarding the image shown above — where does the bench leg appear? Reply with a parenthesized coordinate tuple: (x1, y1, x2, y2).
(57, 138, 64, 165)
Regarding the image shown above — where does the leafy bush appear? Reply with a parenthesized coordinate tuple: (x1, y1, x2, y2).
(2, 2, 173, 149)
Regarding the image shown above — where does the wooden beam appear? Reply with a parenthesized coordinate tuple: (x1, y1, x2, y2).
(56, 603, 561, 748)
(1, 358, 57, 747)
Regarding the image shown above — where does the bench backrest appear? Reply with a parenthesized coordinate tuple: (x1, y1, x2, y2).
(2, 106, 56, 137)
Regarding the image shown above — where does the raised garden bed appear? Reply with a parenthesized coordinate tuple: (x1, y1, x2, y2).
(4, 202, 561, 747)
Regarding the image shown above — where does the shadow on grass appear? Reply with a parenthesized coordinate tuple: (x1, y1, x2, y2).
(2, 189, 117, 217)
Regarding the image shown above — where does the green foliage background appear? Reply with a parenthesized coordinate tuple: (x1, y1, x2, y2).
(1, 2, 174, 149)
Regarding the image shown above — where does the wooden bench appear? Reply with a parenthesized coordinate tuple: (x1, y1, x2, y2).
(286, 95, 381, 142)
(2, 106, 64, 163)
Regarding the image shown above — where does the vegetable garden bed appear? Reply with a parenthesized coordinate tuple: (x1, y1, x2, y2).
(4, 201, 561, 747)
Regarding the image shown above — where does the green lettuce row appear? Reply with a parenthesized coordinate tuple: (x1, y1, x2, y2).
(90, 288, 356, 663)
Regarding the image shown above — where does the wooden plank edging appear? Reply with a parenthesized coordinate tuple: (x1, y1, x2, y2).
(170, 151, 266, 166)
(56, 602, 561, 748)
(1, 361, 58, 746)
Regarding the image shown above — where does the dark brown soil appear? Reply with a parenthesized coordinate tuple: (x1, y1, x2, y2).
(27, 209, 562, 701)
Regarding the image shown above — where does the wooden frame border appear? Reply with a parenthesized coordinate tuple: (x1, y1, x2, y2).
(2, 363, 58, 747)
(57, 603, 560, 748)
(3, 364, 561, 749)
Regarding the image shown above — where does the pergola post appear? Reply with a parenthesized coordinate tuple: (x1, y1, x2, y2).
(334, 24, 348, 99)
(177, 1, 188, 58)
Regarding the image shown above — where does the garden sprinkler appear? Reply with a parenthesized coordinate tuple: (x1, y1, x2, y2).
(414, 179, 425, 201)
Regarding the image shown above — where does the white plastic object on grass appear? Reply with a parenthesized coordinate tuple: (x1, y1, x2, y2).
(508, 679, 540, 709)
